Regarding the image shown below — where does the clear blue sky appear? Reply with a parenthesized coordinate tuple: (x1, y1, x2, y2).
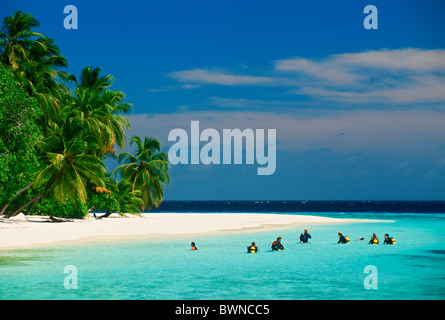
(2, 0, 445, 200)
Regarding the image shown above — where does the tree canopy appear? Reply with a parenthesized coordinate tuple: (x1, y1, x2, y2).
(0, 11, 171, 218)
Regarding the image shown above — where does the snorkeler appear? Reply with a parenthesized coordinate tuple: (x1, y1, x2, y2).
(247, 241, 258, 253)
(271, 237, 284, 251)
(368, 233, 379, 244)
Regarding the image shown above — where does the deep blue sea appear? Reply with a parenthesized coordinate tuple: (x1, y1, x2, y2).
(1, 201, 444, 300)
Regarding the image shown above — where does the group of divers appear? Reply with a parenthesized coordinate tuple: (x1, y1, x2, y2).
(189, 229, 397, 252)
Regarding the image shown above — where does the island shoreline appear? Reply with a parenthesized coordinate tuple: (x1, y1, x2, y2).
(0, 213, 393, 250)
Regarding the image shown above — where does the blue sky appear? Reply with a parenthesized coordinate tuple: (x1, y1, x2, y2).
(2, 0, 445, 200)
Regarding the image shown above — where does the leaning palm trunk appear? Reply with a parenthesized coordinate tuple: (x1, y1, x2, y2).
(0, 182, 34, 216)
(99, 210, 112, 218)
(24, 192, 43, 215)
(6, 192, 43, 218)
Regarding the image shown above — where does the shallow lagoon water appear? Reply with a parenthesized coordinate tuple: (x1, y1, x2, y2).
(1, 213, 444, 300)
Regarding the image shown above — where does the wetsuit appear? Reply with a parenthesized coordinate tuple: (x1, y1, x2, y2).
(271, 241, 284, 251)
(247, 245, 258, 253)
(368, 237, 379, 244)
(384, 237, 394, 244)
(338, 235, 348, 244)
(300, 232, 311, 243)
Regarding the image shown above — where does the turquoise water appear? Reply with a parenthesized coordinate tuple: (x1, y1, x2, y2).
(1, 213, 445, 300)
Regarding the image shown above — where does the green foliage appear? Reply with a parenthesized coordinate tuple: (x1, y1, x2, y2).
(0, 11, 170, 218)
(33, 198, 88, 219)
(65, 65, 132, 156)
(0, 66, 42, 207)
(34, 116, 107, 206)
(0, 10, 43, 69)
(112, 135, 171, 212)
(87, 177, 143, 216)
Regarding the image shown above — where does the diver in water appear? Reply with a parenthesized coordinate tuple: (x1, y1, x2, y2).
(383, 234, 396, 245)
(337, 232, 349, 244)
(368, 233, 379, 244)
(271, 237, 284, 251)
(300, 229, 312, 243)
(247, 241, 258, 253)
(191, 242, 198, 250)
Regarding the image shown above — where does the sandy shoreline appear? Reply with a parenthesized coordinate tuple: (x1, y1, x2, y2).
(0, 213, 390, 250)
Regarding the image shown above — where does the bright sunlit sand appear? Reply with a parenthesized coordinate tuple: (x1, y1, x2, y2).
(0, 213, 390, 250)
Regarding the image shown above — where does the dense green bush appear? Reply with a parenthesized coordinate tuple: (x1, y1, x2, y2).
(0, 66, 43, 211)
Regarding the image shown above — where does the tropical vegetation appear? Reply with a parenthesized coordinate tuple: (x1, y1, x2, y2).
(0, 11, 170, 218)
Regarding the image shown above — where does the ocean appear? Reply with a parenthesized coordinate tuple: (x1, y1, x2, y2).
(150, 200, 445, 214)
(1, 201, 444, 300)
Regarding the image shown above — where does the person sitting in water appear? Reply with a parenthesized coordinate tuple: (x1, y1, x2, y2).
(337, 232, 349, 244)
(368, 233, 379, 244)
(247, 241, 258, 253)
(300, 229, 312, 243)
(271, 237, 284, 251)
(383, 234, 396, 245)
(191, 242, 198, 250)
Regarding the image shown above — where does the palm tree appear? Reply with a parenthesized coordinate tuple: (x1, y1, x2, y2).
(29, 117, 107, 212)
(15, 60, 71, 128)
(0, 11, 45, 69)
(113, 179, 143, 215)
(94, 178, 143, 218)
(1, 12, 71, 131)
(112, 135, 171, 211)
(6, 118, 107, 217)
(65, 66, 131, 157)
(0, 12, 144, 219)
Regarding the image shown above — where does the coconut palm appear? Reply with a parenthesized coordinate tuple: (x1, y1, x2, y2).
(65, 66, 131, 156)
(112, 135, 170, 211)
(0, 11, 166, 219)
(31, 117, 107, 209)
(0, 11, 45, 69)
(7, 117, 107, 217)
(15, 60, 71, 128)
(94, 178, 143, 218)
(1, 12, 71, 130)
(113, 179, 143, 215)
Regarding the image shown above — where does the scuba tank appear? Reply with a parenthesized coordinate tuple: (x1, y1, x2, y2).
(248, 246, 257, 253)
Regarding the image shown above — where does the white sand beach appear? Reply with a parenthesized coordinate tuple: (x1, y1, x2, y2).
(0, 213, 389, 250)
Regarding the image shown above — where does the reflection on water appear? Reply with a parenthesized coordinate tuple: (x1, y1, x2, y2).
(0, 249, 54, 267)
